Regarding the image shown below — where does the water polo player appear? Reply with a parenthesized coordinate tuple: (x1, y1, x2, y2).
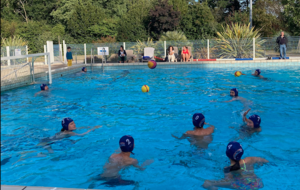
(203, 141, 268, 190)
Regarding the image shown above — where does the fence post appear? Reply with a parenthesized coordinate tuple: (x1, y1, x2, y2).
(207, 39, 210, 59)
(164, 41, 166, 58)
(46, 41, 54, 64)
(84, 44, 87, 64)
(59, 44, 63, 63)
(6, 46, 10, 66)
(26, 45, 29, 63)
(44, 45, 47, 65)
(253, 38, 255, 59)
(123, 42, 126, 50)
(47, 53, 52, 84)
(63, 40, 67, 64)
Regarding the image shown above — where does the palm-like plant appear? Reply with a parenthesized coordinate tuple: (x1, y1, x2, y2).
(1, 36, 28, 47)
(159, 31, 188, 41)
(214, 23, 265, 58)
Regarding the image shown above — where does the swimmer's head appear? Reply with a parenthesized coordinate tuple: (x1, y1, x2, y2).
(193, 113, 205, 128)
(230, 88, 238, 97)
(248, 114, 261, 128)
(254, 69, 261, 76)
(226, 141, 244, 161)
(119, 135, 134, 154)
(82, 67, 87, 72)
(61, 117, 76, 131)
(40, 84, 48, 91)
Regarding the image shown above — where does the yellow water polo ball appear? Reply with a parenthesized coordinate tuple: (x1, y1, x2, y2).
(141, 85, 150, 93)
(234, 71, 242, 77)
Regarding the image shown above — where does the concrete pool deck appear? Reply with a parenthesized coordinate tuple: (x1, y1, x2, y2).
(1, 185, 103, 190)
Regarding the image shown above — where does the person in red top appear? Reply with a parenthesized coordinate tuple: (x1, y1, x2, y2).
(181, 46, 190, 62)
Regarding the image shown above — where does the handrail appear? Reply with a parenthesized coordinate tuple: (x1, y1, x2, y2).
(1, 52, 50, 61)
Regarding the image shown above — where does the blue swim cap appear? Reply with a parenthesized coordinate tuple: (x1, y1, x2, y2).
(61, 117, 74, 131)
(249, 114, 261, 128)
(82, 67, 86, 71)
(231, 88, 238, 97)
(226, 141, 244, 161)
(40, 84, 47, 90)
(119, 135, 134, 153)
(256, 69, 261, 75)
(193, 113, 205, 128)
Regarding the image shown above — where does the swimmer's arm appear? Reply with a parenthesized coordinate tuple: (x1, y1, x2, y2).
(72, 126, 102, 136)
(246, 157, 269, 164)
(34, 91, 42, 97)
(224, 99, 235, 103)
(241, 72, 246, 75)
(243, 108, 251, 122)
(172, 131, 192, 139)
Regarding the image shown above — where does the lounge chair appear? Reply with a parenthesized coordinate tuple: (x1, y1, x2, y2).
(126, 50, 136, 62)
(173, 47, 179, 62)
(142, 47, 155, 62)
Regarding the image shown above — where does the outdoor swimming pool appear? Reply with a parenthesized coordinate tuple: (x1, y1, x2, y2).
(1, 64, 300, 189)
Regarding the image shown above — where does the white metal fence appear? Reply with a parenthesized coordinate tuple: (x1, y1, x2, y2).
(57, 37, 300, 64)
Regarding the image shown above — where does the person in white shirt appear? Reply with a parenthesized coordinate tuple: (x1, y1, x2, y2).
(167, 46, 175, 62)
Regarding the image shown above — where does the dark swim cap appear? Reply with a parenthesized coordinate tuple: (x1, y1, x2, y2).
(193, 113, 205, 128)
(256, 69, 261, 75)
(226, 141, 244, 161)
(82, 67, 86, 71)
(61, 117, 74, 131)
(255, 69, 261, 76)
(249, 114, 261, 128)
(231, 88, 238, 97)
(40, 84, 47, 90)
(119, 135, 134, 153)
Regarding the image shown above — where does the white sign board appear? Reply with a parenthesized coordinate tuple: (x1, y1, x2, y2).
(15, 49, 22, 56)
(97, 47, 109, 55)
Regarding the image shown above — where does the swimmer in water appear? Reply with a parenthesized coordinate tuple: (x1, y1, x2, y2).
(99, 135, 153, 179)
(82, 67, 87, 72)
(34, 84, 49, 96)
(252, 69, 264, 78)
(38, 117, 102, 153)
(172, 113, 214, 149)
(242, 109, 262, 132)
(224, 88, 247, 103)
(203, 141, 268, 190)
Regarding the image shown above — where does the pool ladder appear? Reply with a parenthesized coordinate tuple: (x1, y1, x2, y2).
(91, 48, 105, 72)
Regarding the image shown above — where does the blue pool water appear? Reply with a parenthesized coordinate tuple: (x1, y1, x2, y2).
(1, 65, 300, 189)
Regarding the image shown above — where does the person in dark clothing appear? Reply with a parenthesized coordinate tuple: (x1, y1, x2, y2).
(118, 46, 127, 63)
(276, 32, 288, 59)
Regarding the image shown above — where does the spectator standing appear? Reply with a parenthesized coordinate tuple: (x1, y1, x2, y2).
(66, 47, 73, 66)
(276, 32, 288, 59)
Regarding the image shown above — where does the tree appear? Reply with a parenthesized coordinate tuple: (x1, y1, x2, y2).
(225, 9, 249, 26)
(116, 0, 151, 42)
(149, 0, 181, 40)
(50, 0, 78, 24)
(180, 2, 218, 39)
(253, 0, 285, 37)
(66, 0, 105, 43)
(283, 0, 300, 36)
